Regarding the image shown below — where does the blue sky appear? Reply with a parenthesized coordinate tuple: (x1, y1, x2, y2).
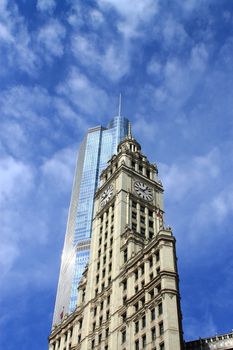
(1, 0, 233, 349)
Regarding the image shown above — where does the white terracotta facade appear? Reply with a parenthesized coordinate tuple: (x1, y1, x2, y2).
(49, 134, 183, 350)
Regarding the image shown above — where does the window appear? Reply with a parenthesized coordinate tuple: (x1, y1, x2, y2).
(82, 289, 85, 302)
(99, 316, 103, 325)
(132, 223, 137, 230)
(96, 275, 99, 284)
(101, 283, 105, 291)
(149, 210, 153, 217)
(149, 220, 153, 228)
(159, 322, 164, 335)
(149, 231, 153, 239)
(140, 205, 145, 213)
(99, 237, 102, 246)
(123, 296, 127, 305)
(123, 279, 127, 290)
(158, 303, 163, 315)
(106, 310, 109, 319)
(92, 322, 96, 331)
(142, 315, 146, 328)
(140, 216, 145, 224)
(104, 243, 107, 251)
(141, 280, 145, 288)
(98, 249, 101, 257)
(146, 169, 150, 178)
(109, 249, 112, 258)
(135, 320, 139, 333)
(91, 339, 95, 349)
(109, 263, 112, 272)
(142, 335, 146, 348)
(79, 319, 83, 329)
(149, 257, 153, 267)
(70, 328, 73, 337)
(102, 269, 106, 277)
(107, 295, 110, 305)
(151, 327, 156, 341)
(141, 264, 144, 275)
(160, 343, 165, 350)
(141, 227, 145, 236)
(106, 328, 109, 337)
(94, 307, 97, 316)
(156, 267, 160, 275)
(134, 302, 139, 312)
(149, 289, 154, 299)
(156, 251, 160, 262)
(151, 308, 155, 321)
(123, 249, 127, 263)
(139, 165, 143, 172)
(111, 225, 114, 234)
(108, 276, 111, 284)
(135, 285, 138, 293)
(150, 272, 153, 281)
(101, 301, 104, 310)
(132, 211, 137, 219)
(135, 340, 139, 350)
(132, 161, 136, 169)
(99, 333, 102, 344)
(64, 333, 67, 342)
(122, 330, 126, 343)
(103, 255, 106, 264)
(135, 270, 138, 280)
(78, 334, 81, 343)
(157, 284, 161, 293)
(111, 214, 114, 222)
(110, 237, 113, 246)
(95, 288, 98, 297)
(132, 201, 137, 208)
(105, 231, 108, 240)
(97, 262, 100, 270)
(122, 312, 126, 322)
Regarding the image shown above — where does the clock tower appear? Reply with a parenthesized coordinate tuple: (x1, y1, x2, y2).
(49, 129, 184, 350)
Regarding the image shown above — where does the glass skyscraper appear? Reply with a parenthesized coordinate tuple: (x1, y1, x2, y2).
(53, 115, 129, 325)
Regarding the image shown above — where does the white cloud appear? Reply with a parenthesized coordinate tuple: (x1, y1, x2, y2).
(57, 67, 109, 114)
(0, 85, 51, 132)
(37, 19, 66, 60)
(160, 148, 220, 202)
(89, 9, 105, 27)
(71, 33, 129, 81)
(41, 147, 76, 190)
(0, 156, 34, 277)
(147, 58, 162, 76)
(0, 156, 33, 203)
(148, 42, 209, 111)
(37, 0, 56, 13)
(97, 0, 159, 39)
(194, 184, 233, 227)
(0, 1, 38, 75)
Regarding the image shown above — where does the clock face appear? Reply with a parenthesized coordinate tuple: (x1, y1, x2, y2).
(134, 181, 153, 201)
(100, 184, 114, 207)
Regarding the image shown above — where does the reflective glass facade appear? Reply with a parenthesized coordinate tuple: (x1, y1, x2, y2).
(53, 116, 129, 325)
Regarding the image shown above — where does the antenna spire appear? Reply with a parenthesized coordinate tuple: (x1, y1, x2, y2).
(128, 122, 132, 139)
(118, 93, 122, 116)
